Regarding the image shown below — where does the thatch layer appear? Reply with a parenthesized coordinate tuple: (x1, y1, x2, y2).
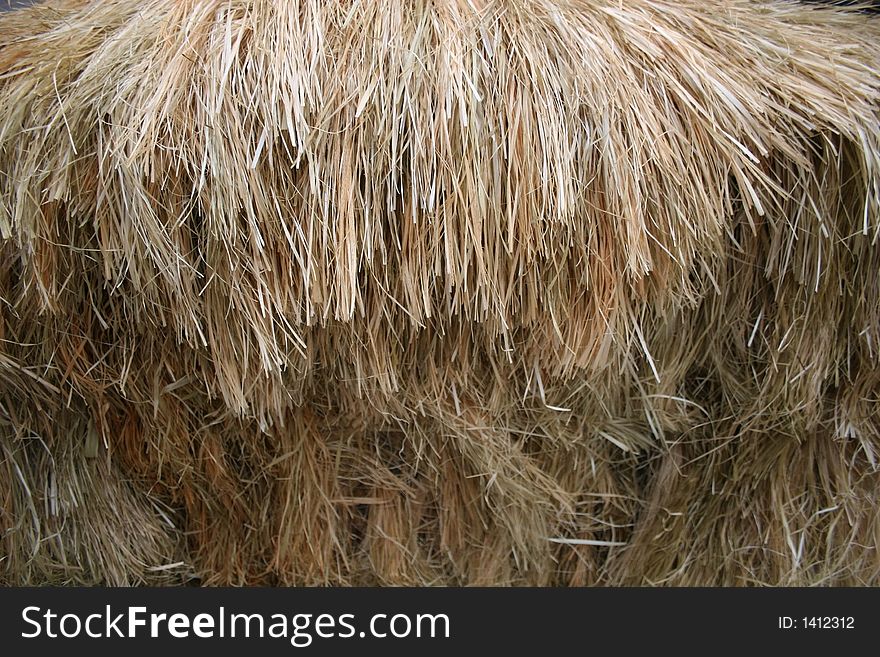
(1, 0, 879, 585)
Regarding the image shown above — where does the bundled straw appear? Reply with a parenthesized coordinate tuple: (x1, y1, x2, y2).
(1, 0, 879, 585)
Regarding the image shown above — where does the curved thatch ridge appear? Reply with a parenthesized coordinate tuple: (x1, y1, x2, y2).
(1, 0, 878, 585)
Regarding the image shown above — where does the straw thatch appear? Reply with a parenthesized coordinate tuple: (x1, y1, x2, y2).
(1, 0, 879, 586)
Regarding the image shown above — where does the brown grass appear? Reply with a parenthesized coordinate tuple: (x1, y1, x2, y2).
(0, 0, 878, 585)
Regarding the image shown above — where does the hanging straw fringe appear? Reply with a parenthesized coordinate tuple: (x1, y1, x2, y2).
(0, 0, 878, 585)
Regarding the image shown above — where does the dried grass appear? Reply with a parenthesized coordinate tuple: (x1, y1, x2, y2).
(0, 0, 879, 585)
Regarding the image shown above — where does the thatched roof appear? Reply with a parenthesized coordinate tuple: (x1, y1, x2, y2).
(1, 0, 879, 585)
